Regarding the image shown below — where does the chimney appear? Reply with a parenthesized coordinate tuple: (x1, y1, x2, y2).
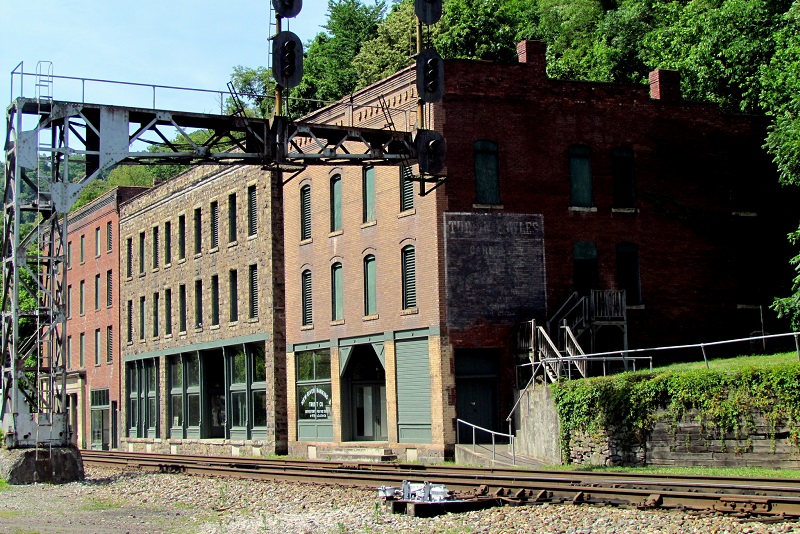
(649, 69, 681, 102)
(516, 40, 547, 77)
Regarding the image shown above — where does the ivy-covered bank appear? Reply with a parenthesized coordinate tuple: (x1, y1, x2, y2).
(549, 363, 800, 467)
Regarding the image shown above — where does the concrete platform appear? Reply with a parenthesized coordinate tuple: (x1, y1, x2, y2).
(0, 447, 84, 484)
(455, 443, 545, 469)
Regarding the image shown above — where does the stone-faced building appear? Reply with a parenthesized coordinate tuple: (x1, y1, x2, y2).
(282, 40, 794, 461)
(64, 186, 148, 450)
(118, 164, 286, 456)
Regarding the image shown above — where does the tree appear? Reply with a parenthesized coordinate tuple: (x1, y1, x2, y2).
(353, 0, 419, 88)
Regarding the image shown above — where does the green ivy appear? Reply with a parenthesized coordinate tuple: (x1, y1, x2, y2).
(551, 363, 800, 463)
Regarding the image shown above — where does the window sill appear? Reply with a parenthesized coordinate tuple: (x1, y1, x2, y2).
(330, 319, 345, 326)
(209, 247, 219, 254)
(210, 324, 220, 330)
(247, 233, 258, 241)
(193, 253, 202, 259)
(138, 272, 146, 278)
(138, 339, 146, 344)
(732, 211, 758, 217)
(627, 304, 645, 310)
(568, 206, 597, 212)
(194, 326, 203, 333)
(611, 207, 638, 214)
(164, 262, 172, 269)
(152, 268, 160, 273)
(228, 320, 239, 327)
(165, 334, 173, 340)
(228, 241, 238, 248)
(361, 220, 377, 229)
(178, 258, 186, 265)
(247, 317, 259, 323)
(400, 307, 419, 316)
(398, 209, 416, 219)
(328, 230, 343, 238)
(472, 204, 503, 210)
(363, 314, 379, 322)
(178, 331, 187, 337)
(300, 238, 313, 246)
(301, 324, 314, 331)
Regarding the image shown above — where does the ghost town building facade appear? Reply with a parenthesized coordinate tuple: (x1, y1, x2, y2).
(64, 186, 148, 450)
(281, 40, 794, 461)
(118, 163, 286, 456)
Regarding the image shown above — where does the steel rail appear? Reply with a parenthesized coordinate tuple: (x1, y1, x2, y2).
(81, 451, 800, 518)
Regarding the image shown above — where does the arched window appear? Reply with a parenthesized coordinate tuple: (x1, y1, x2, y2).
(363, 255, 377, 316)
(474, 140, 500, 205)
(300, 185, 311, 240)
(330, 175, 342, 232)
(301, 270, 313, 326)
(331, 262, 343, 321)
(569, 145, 593, 208)
(401, 245, 416, 310)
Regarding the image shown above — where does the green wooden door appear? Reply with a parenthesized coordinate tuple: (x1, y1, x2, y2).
(395, 338, 432, 443)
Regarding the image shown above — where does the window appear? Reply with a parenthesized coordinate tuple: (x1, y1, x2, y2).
(106, 326, 113, 363)
(195, 280, 203, 328)
(79, 280, 85, 315)
(229, 270, 239, 322)
(126, 300, 133, 343)
(573, 241, 599, 295)
(179, 284, 187, 333)
(178, 215, 186, 260)
(617, 242, 642, 306)
(127, 358, 159, 438)
(330, 174, 342, 232)
(165, 288, 173, 336)
(210, 200, 219, 249)
(95, 227, 100, 257)
(90, 388, 110, 448)
(612, 147, 636, 209)
(362, 167, 375, 222)
(67, 336, 72, 369)
(402, 245, 416, 309)
(153, 292, 160, 337)
(169, 355, 184, 435)
(301, 270, 312, 326)
(106, 270, 113, 307)
(211, 275, 220, 326)
(139, 297, 145, 340)
(400, 165, 414, 212)
(79, 332, 85, 367)
(80, 235, 85, 263)
(138, 232, 145, 274)
(194, 208, 202, 254)
(94, 329, 101, 366)
(248, 184, 258, 236)
(228, 193, 237, 243)
(67, 285, 72, 318)
(363, 255, 377, 316)
(94, 274, 101, 310)
(164, 221, 172, 265)
(249, 264, 259, 319)
(67, 241, 72, 268)
(300, 185, 311, 240)
(126, 238, 132, 278)
(296, 349, 332, 426)
(331, 263, 343, 321)
(569, 145, 593, 208)
(474, 140, 500, 205)
(106, 221, 112, 252)
(152, 227, 159, 268)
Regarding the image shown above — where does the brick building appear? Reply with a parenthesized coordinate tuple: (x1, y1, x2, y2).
(282, 41, 794, 461)
(118, 164, 286, 456)
(64, 186, 148, 449)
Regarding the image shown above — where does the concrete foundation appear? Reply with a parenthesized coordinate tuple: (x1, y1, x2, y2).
(0, 447, 84, 484)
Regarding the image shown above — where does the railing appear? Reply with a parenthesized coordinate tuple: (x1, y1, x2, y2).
(562, 325, 586, 377)
(535, 326, 563, 379)
(456, 419, 515, 466)
(591, 289, 626, 320)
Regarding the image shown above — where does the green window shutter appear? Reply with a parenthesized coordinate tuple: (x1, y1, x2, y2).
(402, 246, 416, 309)
(229, 269, 239, 322)
(612, 147, 635, 209)
(331, 263, 343, 321)
(228, 193, 237, 242)
(179, 285, 187, 332)
(300, 185, 312, 240)
(126, 238, 132, 277)
(363, 167, 375, 222)
(195, 280, 203, 327)
(301, 270, 313, 326)
(178, 215, 186, 260)
(139, 296, 145, 340)
(153, 292, 159, 337)
(248, 185, 258, 236)
(138, 232, 145, 274)
(569, 145, 593, 208)
(164, 221, 172, 265)
(107, 270, 113, 307)
(249, 264, 259, 318)
(127, 300, 133, 343)
(211, 275, 219, 326)
(474, 140, 500, 205)
(400, 165, 414, 212)
(364, 255, 377, 316)
(330, 175, 342, 231)
(210, 201, 219, 249)
(193, 208, 202, 254)
(152, 227, 159, 268)
(165, 288, 172, 336)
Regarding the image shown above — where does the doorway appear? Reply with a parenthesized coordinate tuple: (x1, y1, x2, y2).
(202, 349, 226, 438)
(342, 345, 387, 441)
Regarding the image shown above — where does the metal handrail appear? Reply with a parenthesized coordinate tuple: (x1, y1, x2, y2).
(535, 326, 563, 378)
(562, 325, 587, 377)
(456, 418, 515, 466)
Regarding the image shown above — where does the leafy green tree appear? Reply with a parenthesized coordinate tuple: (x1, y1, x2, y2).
(353, 0, 419, 88)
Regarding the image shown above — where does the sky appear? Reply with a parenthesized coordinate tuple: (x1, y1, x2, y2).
(1, 0, 329, 141)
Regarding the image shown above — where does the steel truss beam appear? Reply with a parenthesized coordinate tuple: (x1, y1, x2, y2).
(2, 97, 418, 448)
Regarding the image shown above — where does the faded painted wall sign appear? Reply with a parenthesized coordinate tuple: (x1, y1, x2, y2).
(444, 213, 546, 329)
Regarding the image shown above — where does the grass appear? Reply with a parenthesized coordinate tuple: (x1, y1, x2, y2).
(0, 511, 20, 518)
(537, 463, 800, 479)
(650, 351, 799, 373)
(79, 498, 121, 512)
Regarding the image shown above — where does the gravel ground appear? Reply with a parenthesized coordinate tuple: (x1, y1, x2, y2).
(0, 466, 799, 533)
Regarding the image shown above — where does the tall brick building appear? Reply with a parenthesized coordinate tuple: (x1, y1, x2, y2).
(118, 164, 286, 456)
(282, 41, 794, 460)
(64, 186, 147, 449)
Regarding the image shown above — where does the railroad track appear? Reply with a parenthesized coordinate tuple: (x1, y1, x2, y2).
(81, 450, 800, 519)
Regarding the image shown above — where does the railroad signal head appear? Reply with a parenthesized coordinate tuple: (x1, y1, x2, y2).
(416, 49, 444, 104)
(272, 0, 302, 18)
(415, 129, 446, 174)
(415, 0, 442, 25)
(272, 31, 304, 88)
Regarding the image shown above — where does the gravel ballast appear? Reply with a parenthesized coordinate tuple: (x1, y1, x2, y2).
(0, 466, 799, 533)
